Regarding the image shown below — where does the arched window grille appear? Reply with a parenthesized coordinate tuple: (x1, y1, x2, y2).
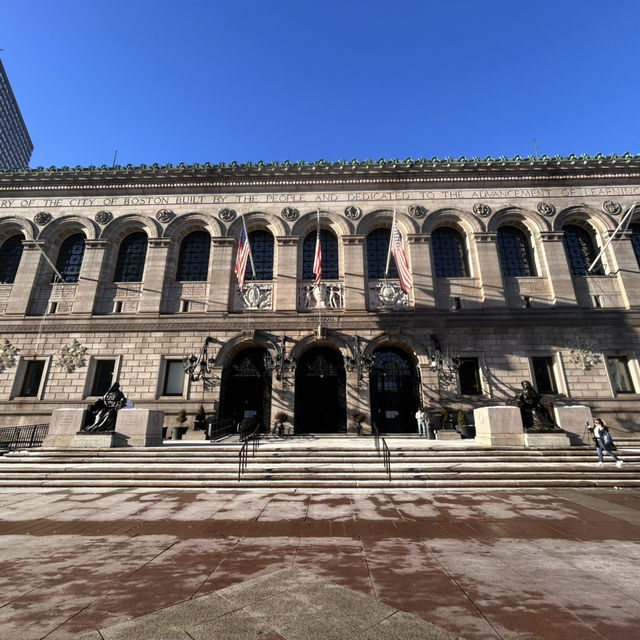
(496, 226, 536, 277)
(113, 232, 148, 282)
(303, 229, 338, 280)
(562, 224, 603, 276)
(630, 223, 640, 268)
(432, 227, 469, 277)
(0, 234, 24, 284)
(55, 233, 86, 283)
(176, 231, 210, 281)
(366, 228, 398, 279)
(246, 230, 274, 281)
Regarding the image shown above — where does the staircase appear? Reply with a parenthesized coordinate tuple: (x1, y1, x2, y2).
(0, 436, 639, 489)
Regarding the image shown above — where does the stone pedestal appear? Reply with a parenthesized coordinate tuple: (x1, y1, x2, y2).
(435, 430, 462, 440)
(474, 406, 524, 446)
(70, 432, 118, 448)
(44, 409, 87, 447)
(46, 408, 164, 448)
(523, 432, 573, 447)
(553, 405, 593, 443)
(115, 409, 164, 447)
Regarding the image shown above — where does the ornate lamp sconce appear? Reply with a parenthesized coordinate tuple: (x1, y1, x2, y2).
(427, 334, 461, 388)
(183, 337, 217, 382)
(567, 338, 601, 371)
(265, 336, 296, 386)
(344, 336, 375, 381)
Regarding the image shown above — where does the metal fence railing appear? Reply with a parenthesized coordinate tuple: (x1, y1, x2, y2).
(0, 424, 49, 450)
(207, 417, 235, 441)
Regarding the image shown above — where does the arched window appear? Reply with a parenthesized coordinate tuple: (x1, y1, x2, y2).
(113, 232, 148, 282)
(55, 233, 86, 283)
(176, 231, 210, 281)
(562, 224, 603, 276)
(303, 229, 338, 280)
(246, 230, 274, 281)
(497, 226, 536, 277)
(432, 227, 469, 277)
(630, 223, 640, 268)
(0, 234, 24, 284)
(366, 228, 397, 279)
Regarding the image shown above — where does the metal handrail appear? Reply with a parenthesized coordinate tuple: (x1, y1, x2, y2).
(371, 423, 391, 480)
(0, 424, 49, 450)
(238, 425, 261, 480)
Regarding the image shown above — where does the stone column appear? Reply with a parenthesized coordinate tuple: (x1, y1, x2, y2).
(607, 231, 640, 308)
(74, 239, 108, 315)
(208, 238, 235, 313)
(409, 235, 435, 308)
(138, 238, 171, 314)
(5, 240, 46, 316)
(274, 236, 298, 311)
(474, 232, 507, 307)
(537, 231, 578, 306)
(343, 235, 366, 310)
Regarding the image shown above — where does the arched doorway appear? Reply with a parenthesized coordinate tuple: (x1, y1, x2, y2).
(220, 347, 271, 427)
(369, 347, 419, 433)
(294, 347, 346, 433)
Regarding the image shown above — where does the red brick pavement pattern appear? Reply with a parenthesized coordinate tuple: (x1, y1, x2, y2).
(0, 489, 638, 639)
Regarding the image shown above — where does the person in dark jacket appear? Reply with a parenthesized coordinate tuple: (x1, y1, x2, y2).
(587, 418, 624, 468)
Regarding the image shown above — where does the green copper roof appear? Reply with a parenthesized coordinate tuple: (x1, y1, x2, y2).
(1, 152, 640, 175)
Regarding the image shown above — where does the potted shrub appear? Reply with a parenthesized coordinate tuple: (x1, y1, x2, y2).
(173, 409, 187, 440)
(274, 411, 289, 437)
(353, 411, 366, 435)
(457, 409, 470, 438)
(440, 405, 452, 429)
(194, 405, 207, 431)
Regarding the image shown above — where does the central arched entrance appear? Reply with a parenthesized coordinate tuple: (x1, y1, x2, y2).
(219, 347, 271, 427)
(294, 347, 346, 433)
(369, 347, 419, 433)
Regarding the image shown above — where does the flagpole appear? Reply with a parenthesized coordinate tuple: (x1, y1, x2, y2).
(384, 209, 395, 278)
(588, 203, 637, 273)
(242, 214, 257, 279)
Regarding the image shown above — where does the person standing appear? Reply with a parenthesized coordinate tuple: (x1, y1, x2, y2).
(587, 418, 624, 468)
(415, 406, 427, 437)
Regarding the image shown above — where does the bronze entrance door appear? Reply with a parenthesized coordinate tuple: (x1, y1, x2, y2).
(220, 348, 271, 427)
(369, 347, 419, 433)
(294, 347, 346, 433)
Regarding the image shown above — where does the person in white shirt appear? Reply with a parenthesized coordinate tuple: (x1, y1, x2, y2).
(415, 407, 427, 437)
(587, 418, 624, 468)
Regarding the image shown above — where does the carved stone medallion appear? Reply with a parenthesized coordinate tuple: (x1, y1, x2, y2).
(34, 211, 52, 226)
(603, 201, 621, 215)
(95, 210, 113, 225)
(408, 204, 427, 219)
(473, 203, 491, 217)
(281, 207, 299, 221)
(218, 208, 236, 222)
(344, 205, 361, 220)
(156, 209, 174, 223)
(537, 201, 555, 216)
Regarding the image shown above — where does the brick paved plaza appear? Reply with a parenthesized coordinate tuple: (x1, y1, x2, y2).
(0, 487, 638, 639)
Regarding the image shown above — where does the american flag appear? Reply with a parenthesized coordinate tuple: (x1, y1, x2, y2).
(313, 228, 322, 285)
(391, 218, 413, 293)
(234, 225, 250, 290)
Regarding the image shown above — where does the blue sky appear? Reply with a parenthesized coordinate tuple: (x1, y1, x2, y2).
(3, 1, 639, 168)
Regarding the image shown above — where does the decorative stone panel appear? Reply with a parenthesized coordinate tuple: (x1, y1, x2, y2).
(233, 283, 273, 311)
(368, 280, 409, 309)
(297, 282, 344, 310)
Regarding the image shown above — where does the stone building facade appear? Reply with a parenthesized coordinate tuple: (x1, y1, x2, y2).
(1, 156, 640, 433)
